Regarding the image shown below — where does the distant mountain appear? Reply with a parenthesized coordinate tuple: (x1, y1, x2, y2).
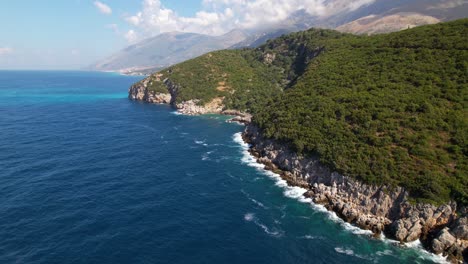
(89, 29, 248, 72)
(90, 0, 467, 73)
(336, 12, 441, 34)
(231, 10, 324, 49)
(335, 0, 468, 34)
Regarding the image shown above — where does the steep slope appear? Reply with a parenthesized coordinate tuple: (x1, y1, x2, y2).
(336, 12, 441, 34)
(335, 0, 468, 34)
(129, 20, 468, 261)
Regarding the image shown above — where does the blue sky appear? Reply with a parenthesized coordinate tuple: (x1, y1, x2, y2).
(0, 0, 202, 69)
(0, 0, 369, 69)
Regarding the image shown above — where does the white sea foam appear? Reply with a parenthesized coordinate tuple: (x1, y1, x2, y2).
(243, 213, 283, 237)
(241, 190, 269, 209)
(375, 249, 393, 256)
(301, 235, 323, 240)
(335, 247, 355, 256)
(403, 240, 450, 264)
(202, 151, 215, 161)
(234, 132, 449, 260)
(171, 111, 183, 115)
(335, 247, 374, 260)
(244, 213, 255, 221)
(256, 222, 282, 237)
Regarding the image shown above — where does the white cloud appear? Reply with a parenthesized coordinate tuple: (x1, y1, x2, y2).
(0, 47, 13, 56)
(124, 30, 139, 43)
(123, 0, 376, 42)
(94, 1, 112, 15)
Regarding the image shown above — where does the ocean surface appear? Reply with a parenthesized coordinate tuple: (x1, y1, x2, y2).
(0, 71, 446, 264)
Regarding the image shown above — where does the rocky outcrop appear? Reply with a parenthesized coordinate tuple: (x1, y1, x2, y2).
(129, 78, 251, 122)
(223, 110, 252, 124)
(128, 78, 171, 104)
(175, 98, 224, 115)
(243, 124, 467, 263)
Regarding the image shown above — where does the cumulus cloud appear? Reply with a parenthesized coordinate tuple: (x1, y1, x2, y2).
(124, 0, 376, 42)
(94, 1, 112, 15)
(0, 47, 13, 56)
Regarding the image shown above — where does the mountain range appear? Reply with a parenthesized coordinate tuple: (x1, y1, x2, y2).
(88, 0, 468, 74)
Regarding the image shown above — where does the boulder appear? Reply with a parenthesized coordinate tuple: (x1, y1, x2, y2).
(431, 228, 456, 254)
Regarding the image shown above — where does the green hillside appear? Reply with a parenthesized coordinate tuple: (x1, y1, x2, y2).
(144, 19, 468, 205)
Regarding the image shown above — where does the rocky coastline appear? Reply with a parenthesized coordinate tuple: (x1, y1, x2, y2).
(243, 124, 467, 263)
(129, 77, 466, 263)
(128, 77, 252, 123)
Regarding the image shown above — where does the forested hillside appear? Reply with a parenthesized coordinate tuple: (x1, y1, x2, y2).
(143, 19, 467, 205)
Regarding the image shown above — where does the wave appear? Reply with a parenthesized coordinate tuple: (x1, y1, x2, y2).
(234, 132, 370, 236)
(194, 140, 208, 147)
(241, 190, 269, 209)
(202, 150, 215, 161)
(301, 235, 323, 240)
(375, 249, 393, 256)
(243, 213, 283, 237)
(334, 247, 373, 260)
(234, 132, 450, 263)
(404, 240, 449, 264)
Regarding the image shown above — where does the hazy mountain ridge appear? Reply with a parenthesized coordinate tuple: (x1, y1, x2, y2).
(89, 0, 468, 73)
(90, 29, 249, 72)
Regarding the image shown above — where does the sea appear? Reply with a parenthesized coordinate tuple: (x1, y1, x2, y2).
(0, 71, 447, 263)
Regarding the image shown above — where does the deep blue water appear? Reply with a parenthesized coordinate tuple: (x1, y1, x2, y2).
(0, 71, 445, 264)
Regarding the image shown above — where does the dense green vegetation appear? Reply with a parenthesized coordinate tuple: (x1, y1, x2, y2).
(147, 50, 282, 112)
(144, 19, 468, 205)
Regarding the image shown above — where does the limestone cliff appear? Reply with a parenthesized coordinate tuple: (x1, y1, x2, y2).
(243, 124, 467, 263)
(128, 77, 251, 121)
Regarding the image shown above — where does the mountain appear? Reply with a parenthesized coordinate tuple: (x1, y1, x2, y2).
(128, 19, 468, 261)
(89, 29, 248, 73)
(90, 0, 467, 73)
(336, 12, 441, 34)
(334, 0, 468, 34)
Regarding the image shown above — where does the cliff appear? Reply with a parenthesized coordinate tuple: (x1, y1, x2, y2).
(243, 124, 467, 262)
(129, 76, 252, 122)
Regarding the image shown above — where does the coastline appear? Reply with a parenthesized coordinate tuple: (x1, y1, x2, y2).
(128, 77, 467, 263)
(241, 124, 467, 263)
(232, 132, 450, 264)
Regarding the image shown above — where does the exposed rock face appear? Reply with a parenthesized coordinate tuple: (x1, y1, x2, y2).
(175, 98, 224, 115)
(128, 78, 250, 122)
(128, 78, 171, 104)
(223, 110, 252, 124)
(336, 12, 441, 35)
(243, 124, 467, 263)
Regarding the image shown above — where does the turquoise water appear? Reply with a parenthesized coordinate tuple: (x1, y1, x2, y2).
(0, 71, 444, 263)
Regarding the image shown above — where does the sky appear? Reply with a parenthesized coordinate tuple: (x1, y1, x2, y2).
(0, 0, 377, 69)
